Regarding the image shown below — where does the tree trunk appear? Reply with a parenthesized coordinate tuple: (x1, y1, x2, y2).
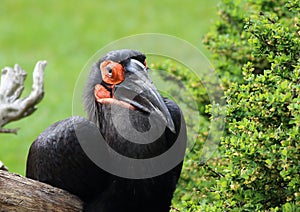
(0, 170, 83, 212)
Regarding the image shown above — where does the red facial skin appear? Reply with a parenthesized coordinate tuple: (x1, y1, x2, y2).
(94, 60, 135, 110)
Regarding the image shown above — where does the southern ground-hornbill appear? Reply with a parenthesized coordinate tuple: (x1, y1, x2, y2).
(26, 49, 187, 212)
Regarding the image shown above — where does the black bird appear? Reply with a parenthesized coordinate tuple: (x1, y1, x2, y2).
(26, 49, 187, 212)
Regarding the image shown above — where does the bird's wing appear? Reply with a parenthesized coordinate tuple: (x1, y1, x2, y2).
(164, 97, 183, 139)
(26, 116, 108, 200)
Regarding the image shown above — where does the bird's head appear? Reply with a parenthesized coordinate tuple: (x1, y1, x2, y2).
(84, 49, 175, 133)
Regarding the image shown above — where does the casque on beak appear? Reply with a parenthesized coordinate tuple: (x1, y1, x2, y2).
(113, 58, 176, 133)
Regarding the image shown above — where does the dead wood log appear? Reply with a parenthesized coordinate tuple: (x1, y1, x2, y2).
(0, 170, 83, 212)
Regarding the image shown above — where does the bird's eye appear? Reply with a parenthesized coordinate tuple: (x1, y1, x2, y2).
(106, 66, 113, 77)
(100, 60, 125, 85)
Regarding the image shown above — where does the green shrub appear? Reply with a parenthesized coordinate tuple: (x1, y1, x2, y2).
(203, 0, 300, 210)
(155, 1, 299, 211)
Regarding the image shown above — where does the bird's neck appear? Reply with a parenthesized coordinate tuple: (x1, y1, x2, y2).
(96, 104, 171, 159)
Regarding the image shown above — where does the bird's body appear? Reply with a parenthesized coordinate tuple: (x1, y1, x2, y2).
(26, 50, 186, 212)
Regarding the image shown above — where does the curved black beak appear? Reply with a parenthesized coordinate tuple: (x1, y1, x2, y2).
(114, 59, 176, 133)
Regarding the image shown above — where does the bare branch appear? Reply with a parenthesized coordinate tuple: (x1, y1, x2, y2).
(0, 161, 8, 171)
(0, 61, 47, 134)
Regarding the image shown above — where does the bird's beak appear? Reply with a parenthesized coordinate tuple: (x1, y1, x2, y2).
(114, 59, 176, 133)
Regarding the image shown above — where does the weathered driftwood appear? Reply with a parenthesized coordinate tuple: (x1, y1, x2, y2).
(0, 61, 47, 134)
(0, 170, 83, 212)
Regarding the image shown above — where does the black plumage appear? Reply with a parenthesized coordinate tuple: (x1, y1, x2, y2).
(26, 49, 186, 212)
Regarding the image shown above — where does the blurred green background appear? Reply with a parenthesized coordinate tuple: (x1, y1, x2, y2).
(0, 0, 218, 175)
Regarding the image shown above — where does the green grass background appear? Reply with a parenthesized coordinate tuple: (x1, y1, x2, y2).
(0, 0, 218, 175)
